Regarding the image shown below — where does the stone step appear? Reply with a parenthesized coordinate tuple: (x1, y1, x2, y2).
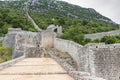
(0, 58, 74, 80)
(0, 65, 66, 73)
(13, 64, 57, 66)
(0, 72, 68, 75)
(0, 74, 74, 80)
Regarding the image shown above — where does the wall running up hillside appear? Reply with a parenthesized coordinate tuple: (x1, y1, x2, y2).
(85, 29, 120, 40)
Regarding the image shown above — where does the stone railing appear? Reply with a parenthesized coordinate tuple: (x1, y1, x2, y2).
(48, 50, 106, 80)
(54, 38, 83, 70)
(0, 55, 25, 70)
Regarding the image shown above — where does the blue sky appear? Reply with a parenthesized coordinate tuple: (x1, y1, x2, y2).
(61, 0, 120, 24)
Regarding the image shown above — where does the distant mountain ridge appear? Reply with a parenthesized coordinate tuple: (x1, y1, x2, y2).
(28, 0, 115, 23)
(0, 0, 116, 24)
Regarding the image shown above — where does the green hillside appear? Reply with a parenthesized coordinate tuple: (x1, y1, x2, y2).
(30, 11, 119, 45)
(0, 8, 37, 37)
(0, 0, 119, 45)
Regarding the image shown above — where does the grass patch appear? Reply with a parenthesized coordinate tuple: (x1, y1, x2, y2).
(0, 41, 12, 63)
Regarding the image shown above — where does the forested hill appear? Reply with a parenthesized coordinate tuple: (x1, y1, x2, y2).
(0, 0, 116, 24)
(0, 7, 38, 36)
(28, 0, 114, 23)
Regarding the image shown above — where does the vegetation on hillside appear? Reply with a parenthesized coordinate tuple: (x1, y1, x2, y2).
(0, 41, 12, 63)
(28, 0, 119, 45)
(89, 35, 120, 44)
(0, 0, 119, 45)
(0, 8, 37, 37)
(30, 11, 119, 45)
(0, 0, 26, 9)
(30, 11, 119, 30)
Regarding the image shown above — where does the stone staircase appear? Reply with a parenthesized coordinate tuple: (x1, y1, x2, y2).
(0, 58, 74, 80)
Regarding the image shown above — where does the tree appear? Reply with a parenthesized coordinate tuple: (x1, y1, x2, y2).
(81, 20, 88, 26)
(101, 36, 117, 44)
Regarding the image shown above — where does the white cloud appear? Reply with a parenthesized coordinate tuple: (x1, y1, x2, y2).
(61, 0, 120, 24)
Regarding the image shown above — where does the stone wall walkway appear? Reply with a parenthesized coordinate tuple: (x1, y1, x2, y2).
(0, 58, 74, 80)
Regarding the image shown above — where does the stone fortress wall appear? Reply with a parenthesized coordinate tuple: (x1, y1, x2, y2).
(3, 25, 61, 59)
(48, 49, 105, 80)
(3, 28, 42, 59)
(41, 30, 55, 48)
(54, 38, 83, 71)
(2, 28, 120, 80)
(85, 29, 120, 40)
(54, 38, 120, 80)
(47, 24, 62, 36)
(88, 44, 120, 80)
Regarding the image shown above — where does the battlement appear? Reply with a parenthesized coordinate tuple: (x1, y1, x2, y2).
(85, 43, 120, 49)
(47, 24, 62, 35)
(8, 28, 22, 33)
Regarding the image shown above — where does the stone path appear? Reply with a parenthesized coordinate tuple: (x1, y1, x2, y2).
(0, 58, 74, 80)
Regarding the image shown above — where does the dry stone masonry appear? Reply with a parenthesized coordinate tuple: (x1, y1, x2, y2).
(54, 38, 120, 80)
(2, 28, 120, 80)
(3, 28, 42, 59)
(90, 44, 120, 80)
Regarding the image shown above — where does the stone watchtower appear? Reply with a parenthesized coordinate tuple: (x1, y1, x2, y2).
(47, 24, 62, 36)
